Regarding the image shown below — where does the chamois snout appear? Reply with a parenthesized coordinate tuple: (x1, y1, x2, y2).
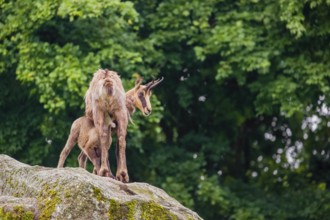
(103, 79, 114, 95)
(144, 107, 151, 116)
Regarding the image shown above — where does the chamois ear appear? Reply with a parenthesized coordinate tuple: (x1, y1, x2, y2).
(134, 77, 143, 91)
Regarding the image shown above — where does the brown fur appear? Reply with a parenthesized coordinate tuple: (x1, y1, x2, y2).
(57, 77, 163, 181)
(85, 69, 128, 181)
(57, 117, 102, 173)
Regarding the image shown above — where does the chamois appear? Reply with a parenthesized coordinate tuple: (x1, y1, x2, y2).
(83, 69, 127, 180)
(57, 77, 163, 181)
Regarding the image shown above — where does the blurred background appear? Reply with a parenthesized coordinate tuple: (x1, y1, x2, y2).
(1, 0, 330, 219)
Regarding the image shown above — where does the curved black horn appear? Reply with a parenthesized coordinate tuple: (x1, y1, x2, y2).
(144, 80, 155, 88)
(146, 77, 164, 90)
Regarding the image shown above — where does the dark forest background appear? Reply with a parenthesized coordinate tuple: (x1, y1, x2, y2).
(1, 0, 330, 219)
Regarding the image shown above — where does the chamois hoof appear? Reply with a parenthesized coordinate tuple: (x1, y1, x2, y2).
(98, 167, 113, 177)
(116, 171, 129, 183)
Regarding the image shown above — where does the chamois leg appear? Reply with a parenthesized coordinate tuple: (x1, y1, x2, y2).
(98, 129, 113, 177)
(81, 129, 104, 175)
(96, 123, 113, 177)
(78, 151, 101, 174)
(84, 147, 101, 175)
(93, 148, 102, 176)
(115, 112, 129, 183)
(93, 110, 112, 177)
(78, 151, 87, 169)
(92, 147, 102, 174)
(57, 120, 80, 168)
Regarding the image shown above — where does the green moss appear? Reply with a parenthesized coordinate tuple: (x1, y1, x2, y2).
(185, 214, 195, 220)
(64, 190, 71, 198)
(125, 200, 138, 220)
(37, 187, 60, 220)
(108, 199, 123, 220)
(141, 201, 177, 220)
(108, 199, 178, 220)
(128, 187, 153, 197)
(3, 166, 33, 199)
(6, 176, 13, 188)
(5, 171, 20, 192)
(0, 207, 13, 220)
(13, 206, 34, 220)
(108, 199, 137, 220)
(93, 186, 105, 202)
(0, 206, 34, 220)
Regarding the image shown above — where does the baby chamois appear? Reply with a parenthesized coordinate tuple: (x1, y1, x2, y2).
(57, 77, 163, 180)
(57, 116, 103, 174)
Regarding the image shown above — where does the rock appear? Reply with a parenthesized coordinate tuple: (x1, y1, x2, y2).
(0, 154, 202, 220)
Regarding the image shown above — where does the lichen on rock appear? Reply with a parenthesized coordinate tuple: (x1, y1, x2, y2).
(0, 196, 37, 220)
(0, 154, 202, 220)
(0, 206, 34, 220)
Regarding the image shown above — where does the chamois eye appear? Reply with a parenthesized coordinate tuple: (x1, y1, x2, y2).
(138, 92, 144, 97)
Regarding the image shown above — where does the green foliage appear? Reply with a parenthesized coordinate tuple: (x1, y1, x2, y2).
(1, 0, 330, 219)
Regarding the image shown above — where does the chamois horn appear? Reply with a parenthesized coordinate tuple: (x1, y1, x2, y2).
(146, 77, 164, 91)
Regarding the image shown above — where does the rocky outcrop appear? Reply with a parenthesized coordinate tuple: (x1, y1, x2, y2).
(0, 155, 202, 220)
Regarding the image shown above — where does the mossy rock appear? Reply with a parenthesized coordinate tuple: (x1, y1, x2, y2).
(0, 154, 202, 220)
(0, 196, 37, 220)
(0, 206, 34, 220)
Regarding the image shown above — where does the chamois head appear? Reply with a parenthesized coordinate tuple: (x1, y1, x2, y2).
(92, 69, 116, 97)
(132, 77, 163, 116)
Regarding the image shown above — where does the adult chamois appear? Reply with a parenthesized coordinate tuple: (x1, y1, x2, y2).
(57, 76, 163, 182)
(84, 69, 127, 181)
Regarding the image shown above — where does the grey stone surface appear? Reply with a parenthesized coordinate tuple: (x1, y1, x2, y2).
(0, 154, 202, 220)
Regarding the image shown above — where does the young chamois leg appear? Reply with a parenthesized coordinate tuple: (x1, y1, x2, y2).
(75, 124, 100, 174)
(78, 149, 111, 175)
(78, 148, 102, 175)
(78, 118, 115, 172)
(83, 145, 101, 175)
(78, 151, 87, 169)
(78, 152, 97, 174)
(57, 119, 81, 168)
